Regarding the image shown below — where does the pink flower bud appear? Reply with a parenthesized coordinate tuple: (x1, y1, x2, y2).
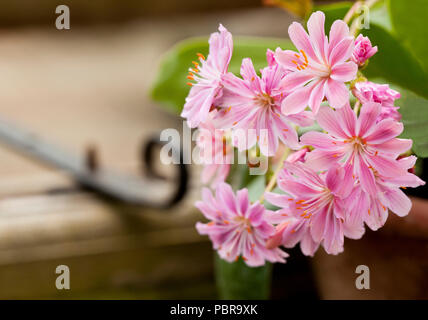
(286, 147, 309, 163)
(352, 81, 401, 121)
(352, 34, 378, 66)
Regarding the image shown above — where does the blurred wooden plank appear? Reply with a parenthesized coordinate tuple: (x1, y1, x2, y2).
(0, 240, 215, 299)
(0, 8, 294, 298)
(0, 0, 261, 27)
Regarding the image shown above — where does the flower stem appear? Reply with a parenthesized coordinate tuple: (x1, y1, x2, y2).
(259, 148, 290, 203)
(344, 0, 380, 36)
(344, 1, 363, 24)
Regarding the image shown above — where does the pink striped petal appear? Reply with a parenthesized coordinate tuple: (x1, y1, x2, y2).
(300, 131, 340, 150)
(304, 149, 341, 171)
(300, 233, 320, 257)
(325, 78, 349, 109)
(316, 106, 348, 138)
(240, 58, 262, 92)
(281, 85, 312, 115)
(308, 80, 326, 114)
(336, 102, 357, 137)
(328, 36, 354, 65)
(369, 139, 412, 156)
(364, 119, 403, 144)
(357, 102, 381, 136)
(356, 157, 378, 195)
(328, 20, 350, 56)
(281, 70, 315, 92)
(307, 11, 327, 62)
(288, 22, 318, 62)
(330, 61, 357, 82)
(367, 154, 405, 177)
(383, 188, 411, 217)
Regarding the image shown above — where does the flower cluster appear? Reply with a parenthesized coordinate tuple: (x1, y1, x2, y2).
(184, 12, 425, 266)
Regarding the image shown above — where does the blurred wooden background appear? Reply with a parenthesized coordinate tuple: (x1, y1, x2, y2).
(0, 4, 297, 299)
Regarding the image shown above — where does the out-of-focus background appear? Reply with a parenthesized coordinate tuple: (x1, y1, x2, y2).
(0, 0, 426, 299)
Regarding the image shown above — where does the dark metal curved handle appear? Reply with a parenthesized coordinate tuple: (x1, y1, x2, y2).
(0, 117, 189, 208)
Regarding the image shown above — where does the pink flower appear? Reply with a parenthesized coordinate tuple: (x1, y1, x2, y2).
(275, 11, 358, 115)
(195, 183, 288, 266)
(351, 34, 378, 66)
(347, 155, 425, 231)
(181, 24, 233, 128)
(215, 57, 313, 156)
(301, 102, 412, 195)
(353, 81, 401, 122)
(265, 162, 358, 256)
(197, 113, 232, 188)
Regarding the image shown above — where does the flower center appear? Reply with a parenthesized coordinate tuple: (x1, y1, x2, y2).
(346, 136, 367, 152)
(234, 216, 253, 234)
(255, 93, 275, 108)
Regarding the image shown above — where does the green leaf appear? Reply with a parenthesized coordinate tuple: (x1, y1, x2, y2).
(247, 175, 266, 202)
(398, 87, 428, 158)
(215, 253, 272, 299)
(361, 24, 428, 99)
(311, 1, 352, 30)
(371, 78, 428, 158)
(389, 0, 428, 74)
(370, 0, 392, 32)
(150, 37, 295, 114)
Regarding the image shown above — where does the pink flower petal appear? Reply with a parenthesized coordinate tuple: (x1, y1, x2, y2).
(328, 36, 354, 65)
(356, 157, 377, 195)
(236, 188, 249, 215)
(300, 131, 340, 149)
(356, 102, 381, 136)
(274, 49, 301, 70)
(308, 80, 326, 114)
(209, 24, 233, 73)
(330, 61, 358, 82)
(304, 149, 341, 171)
(383, 188, 411, 217)
(316, 106, 348, 139)
(364, 119, 403, 144)
(216, 182, 238, 216)
(182, 86, 218, 128)
(310, 207, 327, 242)
(264, 192, 292, 209)
(280, 70, 315, 92)
(307, 11, 327, 62)
(281, 85, 312, 115)
(328, 20, 350, 56)
(366, 154, 405, 178)
(274, 116, 300, 150)
(240, 58, 262, 92)
(300, 233, 320, 257)
(221, 72, 254, 99)
(336, 102, 357, 137)
(365, 200, 388, 231)
(285, 111, 314, 127)
(369, 138, 412, 156)
(325, 78, 349, 109)
(288, 22, 318, 62)
(323, 213, 344, 255)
